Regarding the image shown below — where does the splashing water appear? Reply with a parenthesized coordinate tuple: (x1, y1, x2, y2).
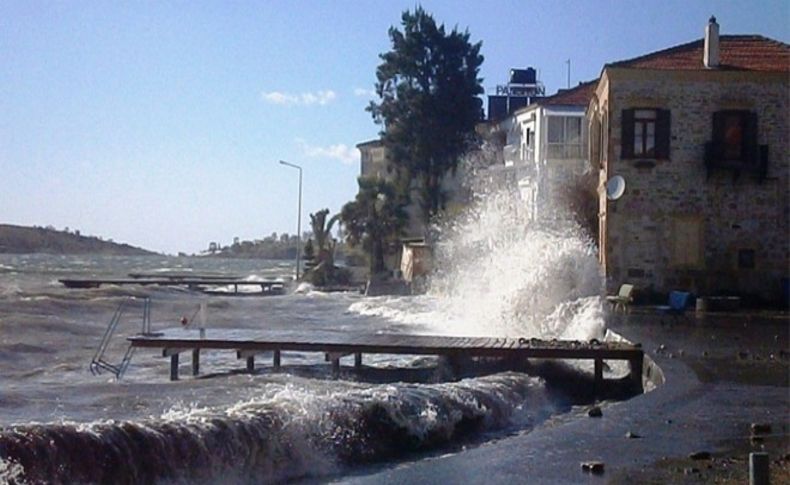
(361, 167, 608, 341)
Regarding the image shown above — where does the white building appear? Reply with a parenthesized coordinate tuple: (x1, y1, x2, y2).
(494, 81, 596, 218)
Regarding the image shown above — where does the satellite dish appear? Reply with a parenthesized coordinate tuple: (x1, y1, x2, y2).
(606, 175, 626, 200)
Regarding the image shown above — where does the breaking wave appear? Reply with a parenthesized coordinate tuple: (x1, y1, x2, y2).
(0, 373, 553, 484)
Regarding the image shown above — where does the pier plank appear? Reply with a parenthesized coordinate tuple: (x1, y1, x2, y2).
(129, 329, 642, 362)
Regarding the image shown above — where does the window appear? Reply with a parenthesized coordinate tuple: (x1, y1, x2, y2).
(712, 110, 756, 162)
(524, 128, 535, 163)
(546, 116, 583, 159)
(621, 108, 671, 159)
(589, 116, 601, 166)
(633, 109, 656, 157)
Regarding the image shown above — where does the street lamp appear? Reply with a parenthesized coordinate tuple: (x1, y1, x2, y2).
(279, 160, 303, 280)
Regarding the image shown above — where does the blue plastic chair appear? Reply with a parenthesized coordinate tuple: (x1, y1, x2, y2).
(658, 291, 692, 321)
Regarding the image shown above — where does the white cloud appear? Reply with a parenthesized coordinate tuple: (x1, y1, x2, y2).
(297, 138, 358, 165)
(261, 90, 337, 106)
(353, 87, 376, 98)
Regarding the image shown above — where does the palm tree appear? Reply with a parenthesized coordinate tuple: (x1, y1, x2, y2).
(310, 209, 340, 267)
(303, 209, 341, 285)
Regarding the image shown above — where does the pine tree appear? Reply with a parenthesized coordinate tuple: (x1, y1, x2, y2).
(368, 7, 484, 226)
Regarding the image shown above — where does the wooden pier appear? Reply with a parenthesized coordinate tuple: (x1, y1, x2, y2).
(128, 329, 644, 392)
(59, 278, 285, 295)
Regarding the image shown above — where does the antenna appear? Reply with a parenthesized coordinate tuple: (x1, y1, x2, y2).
(606, 175, 626, 200)
(566, 59, 571, 89)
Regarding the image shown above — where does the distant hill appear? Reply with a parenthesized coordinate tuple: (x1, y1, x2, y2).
(0, 224, 156, 255)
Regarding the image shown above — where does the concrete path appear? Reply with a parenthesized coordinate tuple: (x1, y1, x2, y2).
(338, 310, 789, 484)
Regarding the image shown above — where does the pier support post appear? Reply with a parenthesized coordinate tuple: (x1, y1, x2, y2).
(750, 452, 769, 485)
(273, 350, 281, 370)
(246, 356, 255, 373)
(354, 353, 362, 369)
(170, 354, 179, 381)
(629, 353, 644, 393)
(594, 358, 603, 396)
(331, 358, 340, 379)
(192, 349, 200, 376)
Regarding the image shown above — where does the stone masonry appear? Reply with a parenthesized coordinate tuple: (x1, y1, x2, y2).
(596, 69, 788, 301)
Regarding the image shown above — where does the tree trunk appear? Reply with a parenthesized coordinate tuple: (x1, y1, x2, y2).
(371, 239, 385, 274)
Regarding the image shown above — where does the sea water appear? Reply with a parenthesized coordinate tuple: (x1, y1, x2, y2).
(0, 185, 612, 483)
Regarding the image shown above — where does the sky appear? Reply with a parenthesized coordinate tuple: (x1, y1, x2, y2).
(1, 1, 788, 254)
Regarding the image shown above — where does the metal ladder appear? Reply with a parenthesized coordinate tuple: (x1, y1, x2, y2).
(90, 297, 151, 379)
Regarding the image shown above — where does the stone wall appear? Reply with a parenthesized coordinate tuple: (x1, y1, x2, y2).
(600, 69, 788, 301)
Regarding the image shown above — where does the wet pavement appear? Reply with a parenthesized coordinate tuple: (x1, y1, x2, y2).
(339, 309, 789, 484)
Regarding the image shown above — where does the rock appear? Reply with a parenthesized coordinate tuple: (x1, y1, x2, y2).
(689, 451, 712, 460)
(625, 431, 641, 439)
(587, 406, 603, 418)
(751, 423, 772, 435)
(581, 461, 605, 474)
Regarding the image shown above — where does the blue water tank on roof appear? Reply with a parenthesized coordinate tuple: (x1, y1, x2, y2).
(510, 68, 537, 85)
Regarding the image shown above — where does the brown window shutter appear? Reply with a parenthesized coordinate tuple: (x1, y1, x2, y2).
(711, 110, 726, 160)
(655, 109, 671, 159)
(712, 111, 726, 143)
(621, 109, 635, 159)
(743, 112, 758, 165)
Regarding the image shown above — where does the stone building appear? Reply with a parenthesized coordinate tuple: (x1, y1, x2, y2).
(588, 18, 789, 302)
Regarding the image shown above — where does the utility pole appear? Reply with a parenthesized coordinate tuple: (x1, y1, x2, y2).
(279, 160, 303, 280)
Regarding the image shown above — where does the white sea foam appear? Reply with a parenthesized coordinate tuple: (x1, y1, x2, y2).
(349, 173, 607, 341)
(0, 455, 26, 484)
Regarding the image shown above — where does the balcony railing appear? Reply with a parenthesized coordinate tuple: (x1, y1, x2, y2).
(704, 142, 768, 182)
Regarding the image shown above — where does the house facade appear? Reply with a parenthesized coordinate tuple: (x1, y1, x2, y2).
(589, 18, 789, 301)
(357, 139, 392, 180)
(487, 81, 596, 219)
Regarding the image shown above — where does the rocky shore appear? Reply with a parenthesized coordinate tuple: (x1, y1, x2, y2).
(344, 308, 789, 484)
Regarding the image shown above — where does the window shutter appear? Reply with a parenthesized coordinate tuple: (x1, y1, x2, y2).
(711, 111, 726, 160)
(743, 112, 758, 165)
(712, 111, 725, 142)
(655, 109, 671, 159)
(621, 109, 635, 159)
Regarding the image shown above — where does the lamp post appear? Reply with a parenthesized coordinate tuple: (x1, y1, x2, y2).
(279, 160, 303, 280)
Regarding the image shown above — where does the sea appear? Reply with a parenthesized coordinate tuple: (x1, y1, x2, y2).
(0, 188, 619, 484)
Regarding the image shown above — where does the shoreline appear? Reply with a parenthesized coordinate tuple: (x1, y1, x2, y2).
(342, 309, 789, 484)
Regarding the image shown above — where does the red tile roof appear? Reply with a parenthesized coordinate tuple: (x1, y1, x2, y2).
(608, 35, 790, 72)
(541, 80, 598, 106)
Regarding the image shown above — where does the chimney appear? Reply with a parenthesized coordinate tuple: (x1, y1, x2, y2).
(704, 16, 720, 68)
